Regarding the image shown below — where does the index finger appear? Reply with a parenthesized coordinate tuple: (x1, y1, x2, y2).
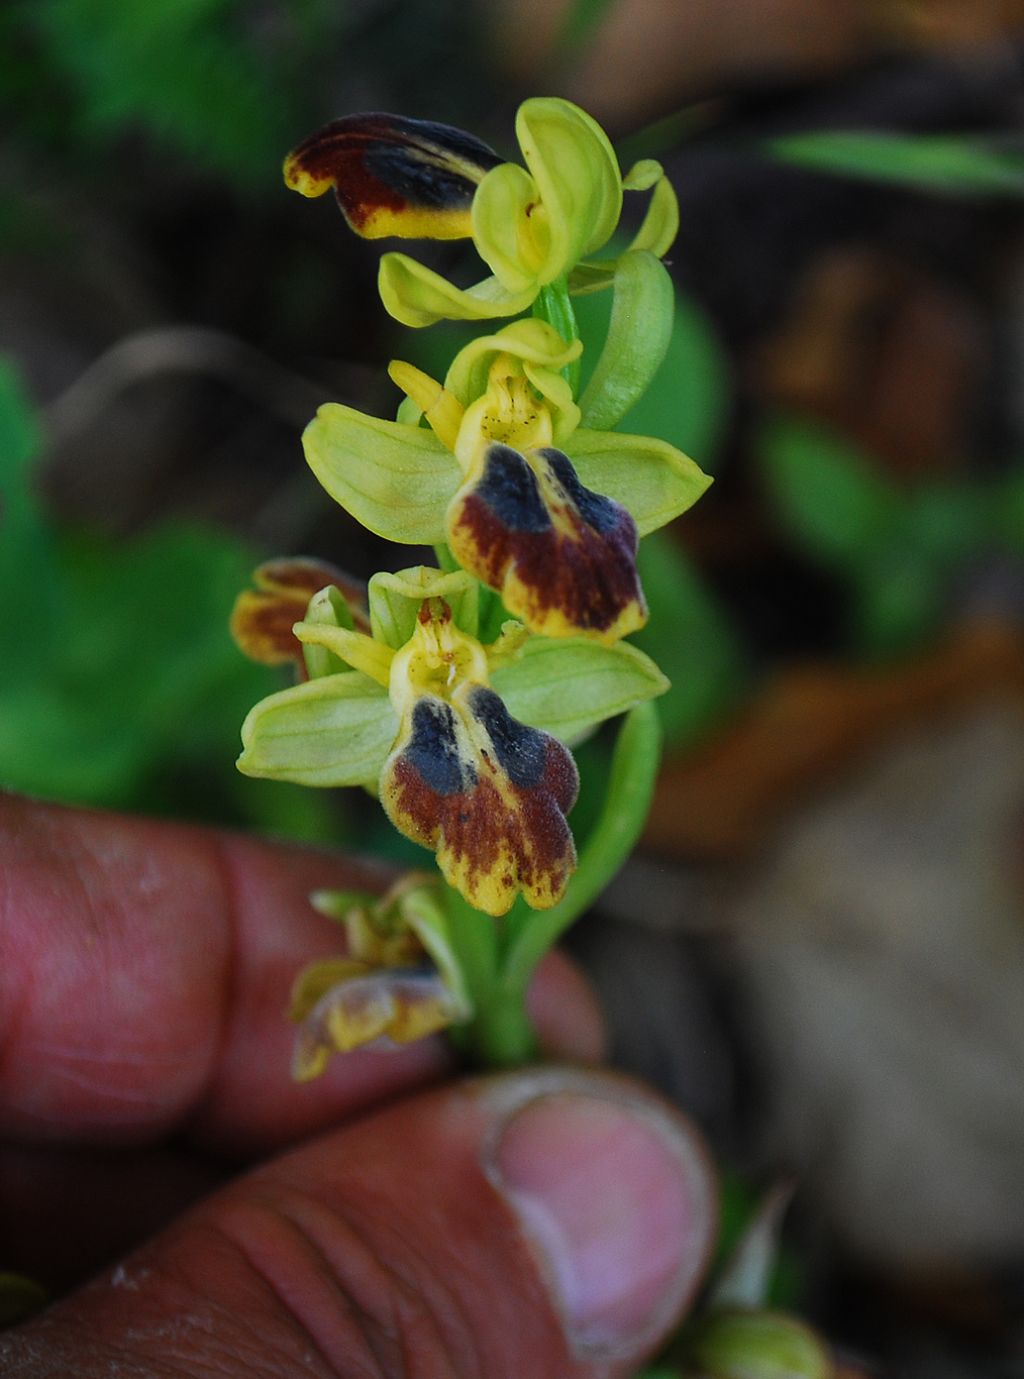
(0, 793, 450, 1153)
(0, 795, 603, 1154)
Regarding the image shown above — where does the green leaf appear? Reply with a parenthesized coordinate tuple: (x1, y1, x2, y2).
(492, 637, 667, 741)
(0, 357, 40, 481)
(27, 0, 297, 185)
(571, 427, 711, 535)
(710, 1185, 792, 1311)
(302, 402, 457, 544)
(766, 131, 1024, 197)
(903, 482, 990, 563)
(758, 414, 903, 568)
(853, 551, 947, 658)
(578, 250, 674, 431)
(237, 672, 397, 787)
(632, 531, 747, 748)
(368, 565, 479, 648)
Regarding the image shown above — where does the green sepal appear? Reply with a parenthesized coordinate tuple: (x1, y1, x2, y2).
(626, 174, 680, 258)
(471, 161, 543, 293)
(690, 1309, 832, 1379)
(622, 158, 663, 191)
(578, 251, 674, 431)
(492, 637, 668, 742)
(301, 584, 355, 680)
(237, 672, 397, 787)
(379, 253, 534, 329)
(571, 427, 712, 535)
(514, 97, 622, 274)
(302, 402, 458, 544)
(369, 565, 480, 648)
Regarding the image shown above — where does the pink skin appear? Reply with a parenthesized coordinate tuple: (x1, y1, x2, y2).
(0, 794, 714, 1379)
(0, 794, 601, 1279)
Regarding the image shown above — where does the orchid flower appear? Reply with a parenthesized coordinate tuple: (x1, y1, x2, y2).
(284, 97, 679, 328)
(289, 876, 470, 1076)
(236, 564, 667, 915)
(302, 319, 710, 642)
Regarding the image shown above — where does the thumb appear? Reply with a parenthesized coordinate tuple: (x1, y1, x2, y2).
(4, 1069, 716, 1378)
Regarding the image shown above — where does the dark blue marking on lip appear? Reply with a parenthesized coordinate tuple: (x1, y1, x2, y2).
(538, 448, 623, 534)
(288, 113, 502, 223)
(474, 444, 552, 533)
(402, 696, 474, 796)
(365, 120, 502, 209)
(467, 686, 547, 790)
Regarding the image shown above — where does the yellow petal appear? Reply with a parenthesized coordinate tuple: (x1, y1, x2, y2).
(387, 360, 464, 451)
(379, 253, 535, 329)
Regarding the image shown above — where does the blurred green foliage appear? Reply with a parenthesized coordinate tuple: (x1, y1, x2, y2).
(0, 357, 338, 841)
(634, 532, 747, 750)
(758, 413, 1024, 657)
(766, 130, 1024, 197)
(0, 0, 490, 197)
(1, 0, 338, 186)
(556, 0, 617, 54)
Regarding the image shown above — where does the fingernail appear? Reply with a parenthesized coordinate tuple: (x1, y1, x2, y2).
(484, 1076, 715, 1358)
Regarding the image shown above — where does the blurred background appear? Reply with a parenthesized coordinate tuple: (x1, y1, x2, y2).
(3, 1, 1024, 1374)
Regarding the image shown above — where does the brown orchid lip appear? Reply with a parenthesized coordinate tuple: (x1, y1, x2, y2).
(448, 443, 647, 641)
(284, 112, 503, 238)
(382, 686, 579, 916)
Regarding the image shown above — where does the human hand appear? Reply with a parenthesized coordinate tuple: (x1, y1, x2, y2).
(0, 795, 715, 1378)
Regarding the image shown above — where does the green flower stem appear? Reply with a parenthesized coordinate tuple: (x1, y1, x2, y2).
(449, 893, 540, 1064)
(533, 277, 581, 395)
(444, 884, 499, 1002)
(432, 542, 459, 573)
(459, 977, 539, 1067)
(500, 699, 662, 1003)
(444, 884, 538, 1066)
